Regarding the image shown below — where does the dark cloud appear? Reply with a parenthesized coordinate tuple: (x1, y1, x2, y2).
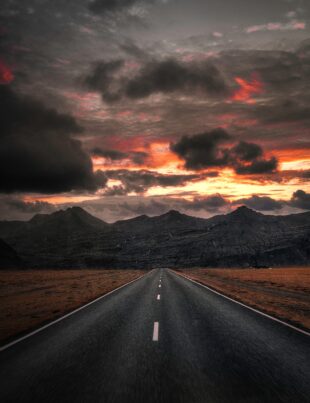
(289, 190, 310, 210)
(254, 99, 310, 124)
(234, 195, 283, 211)
(91, 147, 128, 160)
(233, 156, 278, 175)
(231, 141, 278, 174)
(0, 86, 102, 193)
(257, 52, 303, 90)
(105, 169, 204, 194)
(125, 59, 228, 99)
(119, 39, 149, 60)
(189, 194, 229, 212)
(170, 128, 231, 170)
(84, 58, 228, 103)
(84, 60, 124, 103)
(91, 147, 148, 165)
(88, 0, 137, 14)
(1, 86, 81, 135)
(171, 129, 278, 174)
(231, 141, 262, 161)
(219, 49, 306, 92)
(93, 170, 109, 188)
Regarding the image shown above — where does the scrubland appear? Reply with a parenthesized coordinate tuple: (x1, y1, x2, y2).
(0, 269, 145, 344)
(179, 268, 310, 331)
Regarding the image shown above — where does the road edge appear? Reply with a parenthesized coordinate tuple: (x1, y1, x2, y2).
(0, 270, 153, 352)
(171, 269, 310, 337)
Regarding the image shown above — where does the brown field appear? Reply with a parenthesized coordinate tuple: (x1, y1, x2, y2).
(178, 268, 310, 331)
(0, 269, 145, 344)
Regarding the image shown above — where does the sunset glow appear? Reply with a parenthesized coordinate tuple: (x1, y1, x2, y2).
(0, 0, 309, 222)
(230, 74, 264, 104)
(0, 60, 14, 84)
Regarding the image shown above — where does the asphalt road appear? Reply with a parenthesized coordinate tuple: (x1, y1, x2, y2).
(1, 269, 310, 403)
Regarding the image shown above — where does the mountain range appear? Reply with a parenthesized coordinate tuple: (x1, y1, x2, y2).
(0, 206, 309, 269)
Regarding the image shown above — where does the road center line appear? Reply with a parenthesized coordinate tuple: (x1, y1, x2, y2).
(153, 322, 159, 341)
(157, 294, 160, 300)
(159, 284, 161, 288)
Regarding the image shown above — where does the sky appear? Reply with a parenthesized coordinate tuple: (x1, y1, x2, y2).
(0, 0, 310, 222)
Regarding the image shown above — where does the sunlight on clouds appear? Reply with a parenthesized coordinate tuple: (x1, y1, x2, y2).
(24, 195, 100, 204)
(281, 160, 310, 171)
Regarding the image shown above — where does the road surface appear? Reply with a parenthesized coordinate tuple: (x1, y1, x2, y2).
(1, 269, 310, 403)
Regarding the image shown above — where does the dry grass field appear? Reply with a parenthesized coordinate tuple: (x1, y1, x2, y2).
(179, 268, 310, 331)
(0, 269, 145, 344)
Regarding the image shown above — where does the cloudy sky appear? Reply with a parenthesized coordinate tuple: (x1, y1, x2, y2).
(1, 0, 310, 221)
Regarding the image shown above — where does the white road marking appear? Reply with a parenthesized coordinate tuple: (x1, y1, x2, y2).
(159, 284, 161, 288)
(157, 294, 161, 300)
(0, 270, 154, 352)
(172, 270, 310, 337)
(153, 322, 159, 341)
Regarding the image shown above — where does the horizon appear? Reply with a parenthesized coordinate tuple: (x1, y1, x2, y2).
(4, 203, 309, 224)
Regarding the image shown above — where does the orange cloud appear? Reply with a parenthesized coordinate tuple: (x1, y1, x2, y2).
(92, 139, 182, 173)
(230, 73, 264, 104)
(0, 60, 14, 84)
(146, 142, 182, 171)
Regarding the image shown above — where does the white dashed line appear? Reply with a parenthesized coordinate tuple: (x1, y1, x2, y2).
(157, 294, 161, 300)
(153, 322, 159, 341)
(159, 284, 161, 288)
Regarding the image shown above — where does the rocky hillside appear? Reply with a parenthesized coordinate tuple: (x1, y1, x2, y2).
(0, 206, 309, 268)
(0, 238, 22, 268)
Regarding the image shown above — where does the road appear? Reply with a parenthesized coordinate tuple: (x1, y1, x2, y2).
(1, 269, 310, 403)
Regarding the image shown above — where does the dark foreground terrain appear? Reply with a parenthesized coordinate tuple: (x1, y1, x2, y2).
(0, 205, 310, 268)
(1, 269, 309, 403)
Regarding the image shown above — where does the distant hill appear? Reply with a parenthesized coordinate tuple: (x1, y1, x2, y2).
(0, 238, 22, 268)
(0, 206, 108, 239)
(0, 206, 309, 268)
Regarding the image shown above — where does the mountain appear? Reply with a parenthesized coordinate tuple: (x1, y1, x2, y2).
(0, 207, 109, 268)
(0, 238, 22, 268)
(114, 209, 207, 232)
(0, 206, 309, 268)
(0, 207, 108, 239)
(29, 206, 108, 231)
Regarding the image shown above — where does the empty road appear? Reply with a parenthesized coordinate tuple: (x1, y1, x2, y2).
(1, 269, 310, 403)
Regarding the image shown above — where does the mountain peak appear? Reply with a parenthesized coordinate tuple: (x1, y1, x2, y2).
(230, 206, 262, 219)
(155, 209, 193, 224)
(164, 209, 183, 217)
(30, 206, 107, 231)
(58, 206, 86, 216)
(235, 205, 253, 212)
